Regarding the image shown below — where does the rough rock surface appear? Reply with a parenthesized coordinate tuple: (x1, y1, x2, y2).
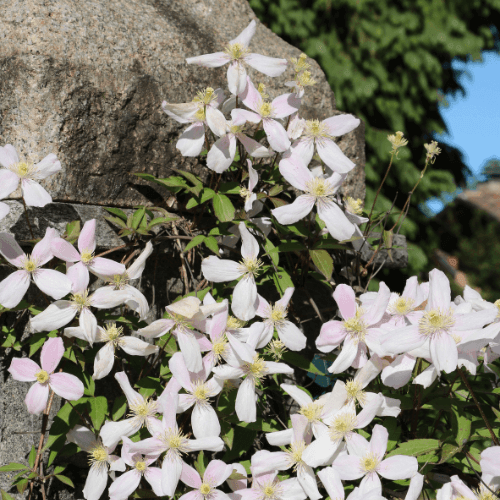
(0, 0, 365, 208)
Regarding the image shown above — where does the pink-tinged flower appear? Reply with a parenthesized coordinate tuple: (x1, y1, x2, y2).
(439, 474, 494, 500)
(67, 425, 125, 500)
(271, 156, 356, 242)
(31, 273, 129, 344)
(95, 241, 153, 320)
(253, 414, 320, 500)
(92, 323, 159, 380)
(227, 463, 248, 492)
(138, 295, 225, 372)
(301, 393, 382, 467)
(481, 446, 500, 489)
(108, 436, 164, 500)
(186, 20, 287, 95)
(207, 113, 273, 173)
(0, 144, 61, 207)
(51, 219, 126, 291)
(179, 459, 233, 500)
(332, 424, 417, 494)
(8, 337, 84, 415)
(240, 160, 259, 213)
(287, 113, 306, 140)
(126, 393, 224, 497)
(212, 334, 293, 422)
(0, 229, 72, 308)
(316, 283, 391, 373)
(287, 114, 360, 174)
(169, 352, 223, 439)
(254, 288, 306, 351)
(100, 371, 160, 448)
(202, 222, 263, 321)
(381, 269, 497, 374)
(238, 452, 307, 500)
(232, 77, 300, 152)
(162, 87, 227, 157)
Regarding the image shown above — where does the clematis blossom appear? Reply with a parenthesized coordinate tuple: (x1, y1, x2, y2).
(232, 77, 300, 152)
(8, 337, 84, 415)
(126, 393, 224, 497)
(271, 156, 356, 241)
(162, 87, 227, 157)
(51, 219, 126, 291)
(108, 436, 164, 500)
(179, 459, 233, 500)
(0, 229, 72, 308)
(481, 446, 500, 489)
(0, 144, 61, 207)
(67, 425, 125, 500)
(186, 20, 287, 95)
(316, 283, 391, 373)
(202, 222, 263, 321)
(240, 160, 259, 213)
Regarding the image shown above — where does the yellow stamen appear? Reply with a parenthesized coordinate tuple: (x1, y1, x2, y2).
(419, 309, 455, 337)
(361, 452, 380, 473)
(343, 308, 367, 344)
(345, 379, 366, 405)
(135, 461, 147, 472)
(257, 83, 269, 99)
(11, 161, 36, 179)
(245, 355, 267, 380)
(227, 316, 246, 330)
(387, 131, 408, 156)
(193, 87, 216, 105)
(286, 440, 306, 471)
(297, 70, 316, 87)
(111, 273, 129, 290)
(345, 197, 363, 216)
(80, 250, 94, 264)
(35, 370, 49, 384)
(194, 107, 206, 121)
(88, 444, 108, 467)
(388, 296, 415, 316)
(200, 483, 212, 496)
(329, 411, 357, 441)
(258, 102, 273, 118)
(239, 186, 253, 202)
(305, 177, 335, 198)
(225, 42, 249, 61)
(212, 336, 228, 362)
(238, 257, 263, 276)
(304, 119, 332, 140)
(23, 258, 38, 273)
(299, 401, 323, 422)
(71, 290, 92, 312)
(192, 380, 210, 405)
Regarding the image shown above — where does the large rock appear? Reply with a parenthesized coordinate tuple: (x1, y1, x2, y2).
(0, 0, 365, 208)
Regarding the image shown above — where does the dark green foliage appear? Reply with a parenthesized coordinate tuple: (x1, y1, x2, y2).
(250, 0, 500, 286)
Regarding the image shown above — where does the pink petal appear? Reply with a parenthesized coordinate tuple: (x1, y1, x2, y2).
(138, 318, 175, 338)
(51, 238, 81, 262)
(378, 456, 418, 480)
(67, 261, 89, 293)
(316, 320, 346, 352)
(316, 139, 355, 174)
(161, 455, 183, 497)
(359, 473, 382, 496)
(237, 133, 273, 157)
(271, 93, 301, 119)
(89, 257, 126, 277)
(255, 294, 270, 318)
(33, 269, 72, 300)
(25, 382, 50, 415)
(317, 199, 356, 241)
(322, 115, 360, 137)
(278, 154, 312, 191)
(115, 371, 144, 407)
(204, 460, 233, 487)
(21, 178, 52, 207)
(0, 145, 19, 168)
(162, 101, 199, 123)
(239, 78, 262, 114)
(34, 154, 61, 179)
(381, 354, 416, 389)
(453, 308, 497, 331)
(79, 308, 98, 344)
(291, 413, 312, 444)
(31, 227, 58, 266)
(329, 336, 359, 374)
(291, 139, 315, 166)
(41, 337, 65, 373)
(247, 159, 258, 191)
(271, 195, 314, 225)
(90, 287, 129, 309)
(0, 169, 20, 198)
(381, 324, 423, 356)
(169, 352, 193, 392)
(239, 222, 259, 260)
(177, 122, 206, 157)
(230, 20, 256, 48)
(78, 219, 97, 254)
(93, 342, 116, 380)
(30, 300, 77, 332)
(427, 269, 451, 310)
(207, 134, 236, 173)
(192, 404, 221, 439)
(356, 395, 382, 429)
(369, 424, 388, 457)
(179, 491, 203, 500)
(0, 270, 30, 308)
(8, 357, 40, 382)
(186, 52, 229, 67)
(227, 62, 247, 95)
(263, 361, 293, 375)
(231, 108, 262, 124)
(263, 119, 290, 152)
(430, 334, 458, 373)
(333, 284, 357, 320)
(245, 53, 288, 77)
(109, 469, 141, 500)
(0, 232, 25, 266)
(49, 372, 84, 400)
(180, 462, 202, 489)
(363, 282, 392, 326)
(145, 467, 166, 497)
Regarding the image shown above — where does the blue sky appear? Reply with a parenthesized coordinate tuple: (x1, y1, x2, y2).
(424, 51, 500, 215)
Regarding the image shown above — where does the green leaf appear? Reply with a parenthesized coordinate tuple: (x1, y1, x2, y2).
(172, 169, 203, 195)
(453, 408, 471, 446)
(439, 443, 461, 464)
(194, 451, 208, 476)
(112, 395, 128, 421)
(1, 490, 16, 500)
(104, 207, 127, 221)
(64, 220, 81, 243)
(277, 241, 307, 252)
(271, 269, 295, 296)
(28, 446, 36, 468)
(0, 463, 28, 472)
(148, 216, 179, 229)
(204, 236, 220, 255)
(89, 396, 108, 431)
(135, 377, 163, 399)
(309, 249, 333, 280)
(27, 331, 49, 357)
(200, 188, 216, 203)
(55, 475, 75, 488)
(186, 197, 200, 209)
(312, 239, 347, 250)
(281, 352, 326, 376)
(268, 185, 283, 196)
(213, 194, 235, 222)
(386, 439, 440, 458)
(131, 207, 146, 230)
(264, 239, 279, 266)
(45, 399, 88, 451)
(184, 235, 205, 253)
(269, 197, 287, 208)
(218, 182, 241, 194)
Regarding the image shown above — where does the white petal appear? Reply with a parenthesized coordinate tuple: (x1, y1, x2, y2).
(83, 464, 109, 500)
(232, 276, 257, 321)
(317, 199, 356, 241)
(191, 404, 221, 439)
(120, 336, 158, 357)
(33, 269, 72, 300)
(245, 53, 288, 77)
(227, 62, 247, 96)
(21, 179, 52, 207)
(239, 222, 259, 260)
(100, 418, 140, 448)
(186, 52, 229, 67)
(177, 122, 206, 157)
(93, 343, 116, 380)
(272, 195, 314, 225)
(0, 270, 30, 309)
(236, 377, 257, 422)
(30, 300, 76, 332)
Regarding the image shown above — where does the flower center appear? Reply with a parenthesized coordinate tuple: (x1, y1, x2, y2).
(361, 452, 380, 473)
(71, 291, 92, 312)
(135, 461, 147, 472)
(105, 323, 123, 343)
(229, 124, 243, 135)
(297, 70, 316, 88)
(257, 83, 269, 99)
(238, 257, 263, 277)
(239, 186, 253, 202)
(88, 444, 108, 466)
(11, 161, 35, 179)
(225, 42, 249, 61)
(345, 197, 363, 215)
(419, 308, 455, 337)
(388, 296, 415, 316)
(200, 483, 212, 496)
(35, 370, 49, 384)
(267, 339, 287, 360)
(305, 177, 335, 199)
(286, 440, 306, 471)
(192, 381, 210, 405)
(258, 102, 273, 118)
(494, 299, 500, 318)
(162, 428, 189, 458)
(299, 401, 323, 422)
(128, 398, 157, 425)
(342, 308, 367, 344)
(259, 479, 283, 500)
(23, 257, 38, 273)
(244, 355, 267, 380)
(194, 107, 206, 121)
(304, 119, 332, 140)
(193, 87, 216, 106)
(291, 53, 310, 73)
(227, 316, 246, 330)
(212, 336, 228, 362)
(329, 411, 357, 441)
(270, 305, 287, 325)
(111, 273, 129, 290)
(345, 379, 366, 405)
(80, 250, 94, 264)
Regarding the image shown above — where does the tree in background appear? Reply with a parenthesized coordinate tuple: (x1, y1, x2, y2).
(250, 0, 500, 289)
